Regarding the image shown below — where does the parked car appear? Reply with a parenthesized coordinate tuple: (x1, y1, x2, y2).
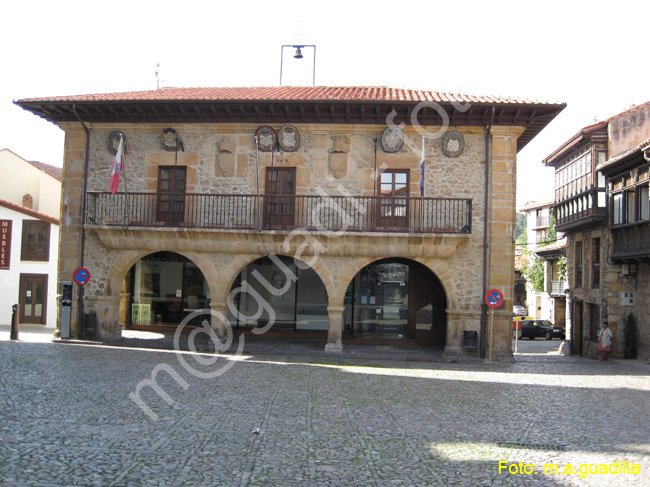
(519, 319, 566, 340)
(513, 305, 527, 316)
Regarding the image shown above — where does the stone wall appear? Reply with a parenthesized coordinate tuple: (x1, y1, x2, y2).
(608, 103, 650, 158)
(57, 122, 523, 359)
(566, 225, 649, 359)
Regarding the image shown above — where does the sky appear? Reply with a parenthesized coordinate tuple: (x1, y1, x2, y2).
(1, 0, 648, 209)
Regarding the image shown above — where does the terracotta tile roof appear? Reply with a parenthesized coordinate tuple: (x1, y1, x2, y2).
(18, 86, 550, 105)
(535, 237, 567, 256)
(0, 197, 59, 225)
(518, 199, 555, 212)
(27, 160, 62, 181)
(605, 99, 650, 123)
(514, 251, 527, 271)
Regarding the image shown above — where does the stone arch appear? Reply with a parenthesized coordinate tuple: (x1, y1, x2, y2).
(335, 255, 450, 347)
(210, 252, 337, 309)
(334, 256, 457, 311)
(104, 249, 214, 300)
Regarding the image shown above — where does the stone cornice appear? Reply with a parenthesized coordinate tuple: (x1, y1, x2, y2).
(89, 226, 470, 259)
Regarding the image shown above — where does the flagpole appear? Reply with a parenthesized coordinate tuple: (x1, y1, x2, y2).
(420, 136, 425, 231)
(120, 135, 130, 223)
(255, 136, 260, 230)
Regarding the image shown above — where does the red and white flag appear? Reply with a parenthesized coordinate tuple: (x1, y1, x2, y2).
(109, 136, 124, 194)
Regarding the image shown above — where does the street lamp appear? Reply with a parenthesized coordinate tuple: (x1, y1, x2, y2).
(279, 44, 316, 86)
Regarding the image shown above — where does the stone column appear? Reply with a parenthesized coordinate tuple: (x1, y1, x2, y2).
(488, 126, 525, 358)
(209, 302, 231, 339)
(445, 309, 481, 357)
(83, 295, 122, 340)
(325, 306, 345, 352)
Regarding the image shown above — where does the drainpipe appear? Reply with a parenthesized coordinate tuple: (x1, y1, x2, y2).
(72, 105, 90, 340)
(480, 106, 495, 359)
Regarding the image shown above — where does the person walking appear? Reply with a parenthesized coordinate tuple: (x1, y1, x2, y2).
(598, 322, 614, 362)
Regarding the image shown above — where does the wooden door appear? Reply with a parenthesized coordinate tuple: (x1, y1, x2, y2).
(378, 170, 409, 229)
(265, 168, 296, 228)
(157, 166, 186, 224)
(19, 274, 47, 324)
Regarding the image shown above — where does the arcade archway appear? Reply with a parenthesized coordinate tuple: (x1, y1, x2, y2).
(343, 258, 447, 345)
(227, 255, 329, 333)
(124, 251, 210, 328)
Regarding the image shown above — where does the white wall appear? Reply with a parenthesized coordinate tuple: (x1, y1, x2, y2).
(0, 206, 59, 328)
(0, 149, 60, 217)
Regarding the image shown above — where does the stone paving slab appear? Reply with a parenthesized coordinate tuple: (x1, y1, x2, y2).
(0, 339, 649, 486)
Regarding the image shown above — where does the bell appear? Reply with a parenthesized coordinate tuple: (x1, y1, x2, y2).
(293, 47, 303, 59)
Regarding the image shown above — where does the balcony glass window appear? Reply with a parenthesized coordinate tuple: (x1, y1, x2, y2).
(626, 190, 636, 223)
(639, 185, 649, 221)
(612, 193, 624, 225)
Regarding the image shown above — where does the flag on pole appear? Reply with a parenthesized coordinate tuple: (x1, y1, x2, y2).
(420, 136, 425, 196)
(109, 136, 124, 194)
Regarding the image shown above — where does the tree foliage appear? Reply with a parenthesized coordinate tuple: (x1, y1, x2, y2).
(546, 210, 557, 245)
(556, 256, 566, 281)
(522, 251, 545, 293)
(515, 212, 527, 242)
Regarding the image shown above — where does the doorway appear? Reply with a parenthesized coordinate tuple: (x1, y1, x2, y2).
(344, 258, 446, 345)
(378, 170, 409, 230)
(157, 166, 187, 224)
(573, 300, 583, 356)
(19, 274, 47, 325)
(264, 168, 296, 228)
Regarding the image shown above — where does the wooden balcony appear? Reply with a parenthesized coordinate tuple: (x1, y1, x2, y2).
(555, 188, 607, 233)
(611, 222, 650, 262)
(86, 192, 473, 235)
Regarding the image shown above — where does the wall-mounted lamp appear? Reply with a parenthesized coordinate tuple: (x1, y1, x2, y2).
(280, 44, 316, 86)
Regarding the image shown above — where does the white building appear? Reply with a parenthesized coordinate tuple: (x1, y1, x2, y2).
(518, 200, 566, 324)
(0, 149, 61, 330)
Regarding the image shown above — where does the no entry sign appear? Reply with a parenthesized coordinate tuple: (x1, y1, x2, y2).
(73, 267, 90, 286)
(485, 289, 503, 308)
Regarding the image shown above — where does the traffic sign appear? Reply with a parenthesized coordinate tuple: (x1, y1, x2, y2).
(73, 267, 90, 286)
(485, 288, 503, 308)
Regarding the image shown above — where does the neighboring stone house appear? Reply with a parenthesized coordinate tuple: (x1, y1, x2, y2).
(17, 86, 564, 358)
(517, 199, 566, 324)
(543, 101, 650, 359)
(0, 149, 61, 330)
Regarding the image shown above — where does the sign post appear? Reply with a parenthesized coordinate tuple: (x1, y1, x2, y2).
(485, 289, 504, 362)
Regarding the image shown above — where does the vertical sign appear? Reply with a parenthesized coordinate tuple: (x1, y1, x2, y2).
(0, 220, 11, 270)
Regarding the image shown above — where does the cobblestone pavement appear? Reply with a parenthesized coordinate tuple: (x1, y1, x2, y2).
(0, 336, 649, 486)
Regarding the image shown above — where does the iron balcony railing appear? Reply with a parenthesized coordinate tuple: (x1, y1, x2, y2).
(22, 242, 48, 261)
(535, 216, 549, 228)
(86, 192, 472, 234)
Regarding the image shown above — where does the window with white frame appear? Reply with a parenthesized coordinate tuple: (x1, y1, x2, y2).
(639, 185, 649, 221)
(613, 193, 624, 225)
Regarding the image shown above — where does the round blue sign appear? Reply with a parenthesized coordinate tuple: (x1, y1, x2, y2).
(485, 289, 503, 308)
(73, 267, 90, 286)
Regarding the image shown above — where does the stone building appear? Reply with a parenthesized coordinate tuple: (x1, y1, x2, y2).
(543, 101, 650, 359)
(17, 86, 564, 358)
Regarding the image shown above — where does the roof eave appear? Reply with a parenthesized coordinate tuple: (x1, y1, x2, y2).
(15, 98, 566, 153)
